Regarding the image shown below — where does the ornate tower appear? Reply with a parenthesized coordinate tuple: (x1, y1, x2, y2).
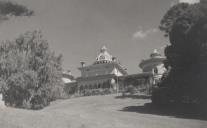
(77, 46, 127, 95)
(139, 49, 166, 84)
(94, 46, 113, 64)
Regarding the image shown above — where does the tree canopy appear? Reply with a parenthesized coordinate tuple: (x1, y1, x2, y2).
(0, 31, 65, 109)
(159, 3, 190, 37)
(161, 3, 207, 68)
(156, 2, 207, 105)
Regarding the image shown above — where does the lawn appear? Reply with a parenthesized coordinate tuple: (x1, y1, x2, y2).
(0, 94, 206, 128)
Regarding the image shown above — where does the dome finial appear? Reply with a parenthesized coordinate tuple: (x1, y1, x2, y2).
(100, 45, 107, 52)
(153, 49, 158, 54)
(94, 45, 113, 64)
(150, 49, 161, 58)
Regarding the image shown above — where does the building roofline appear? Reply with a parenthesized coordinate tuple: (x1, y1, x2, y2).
(76, 74, 116, 81)
(78, 62, 128, 75)
(139, 57, 166, 69)
(118, 72, 153, 80)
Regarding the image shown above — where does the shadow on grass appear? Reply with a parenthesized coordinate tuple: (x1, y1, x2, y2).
(115, 94, 151, 99)
(121, 103, 207, 121)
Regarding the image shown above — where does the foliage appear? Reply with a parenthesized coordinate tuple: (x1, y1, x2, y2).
(0, 31, 64, 109)
(154, 2, 207, 105)
(165, 3, 207, 72)
(159, 3, 190, 37)
(64, 83, 78, 98)
(82, 88, 114, 96)
(125, 85, 138, 95)
(0, 1, 33, 21)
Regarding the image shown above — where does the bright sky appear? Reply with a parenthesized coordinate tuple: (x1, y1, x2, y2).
(0, 0, 181, 77)
(179, 0, 200, 4)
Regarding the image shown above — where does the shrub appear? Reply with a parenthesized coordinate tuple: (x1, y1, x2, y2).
(125, 85, 137, 95)
(81, 88, 114, 96)
(0, 31, 64, 109)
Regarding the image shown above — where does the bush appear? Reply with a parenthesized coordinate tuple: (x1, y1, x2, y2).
(82, 88, 114, 96)
(30, 95, 50, 110)
(125, 85, 137, 95)
(3, 71, 37, 108)
(102, 88, 114, 95)
(155, 2, 207, 105)
(0, 31, 64, 109)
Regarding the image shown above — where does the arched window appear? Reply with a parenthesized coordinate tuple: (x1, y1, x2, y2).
(103, 81, 109, 88)
(89, 84, 92, 89)
(99, 55, 105, 60)
(153, 67, 158, 74)
(98, 84, 101, 88)
(80, 86, 83, 91)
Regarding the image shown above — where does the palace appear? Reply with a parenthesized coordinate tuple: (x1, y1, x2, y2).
(62, 70, 75, 84)
(139, 49, 166, 84)
(76, 46, 127, 95)
(119, 49, 166, 94)
(65, 46, 166, 96)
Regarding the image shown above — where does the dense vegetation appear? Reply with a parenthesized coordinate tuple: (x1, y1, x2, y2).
(0, 31, 65, 109)
(152, 2, 207, 106)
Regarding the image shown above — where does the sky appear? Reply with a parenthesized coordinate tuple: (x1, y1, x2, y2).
(179, 0, 200, 4)
(0, 0, 198, 77)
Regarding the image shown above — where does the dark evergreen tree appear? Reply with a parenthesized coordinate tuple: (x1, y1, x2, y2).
(152, 2, 207, 106)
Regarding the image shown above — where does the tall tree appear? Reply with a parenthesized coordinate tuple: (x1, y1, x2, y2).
(153, 2, 207, 106)
(159, 3, 190, 37)
(0, 31, 65, 109)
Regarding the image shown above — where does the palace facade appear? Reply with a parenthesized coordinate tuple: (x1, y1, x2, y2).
(139, 49, 166, 84)
(68, 46, 166, 96)
(119, 49, 166, 94)
(62, 70, 75, 84)
(76, 46, 127, 95)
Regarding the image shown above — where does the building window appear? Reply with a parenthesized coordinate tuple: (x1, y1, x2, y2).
(153, 67, 158, 74)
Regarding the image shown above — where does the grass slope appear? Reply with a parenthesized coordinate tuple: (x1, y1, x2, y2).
(0, 94, 206, 128)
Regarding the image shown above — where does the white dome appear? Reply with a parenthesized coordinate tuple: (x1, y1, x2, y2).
(94, 46, 113, 64)
(150, 49, 162, 58)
